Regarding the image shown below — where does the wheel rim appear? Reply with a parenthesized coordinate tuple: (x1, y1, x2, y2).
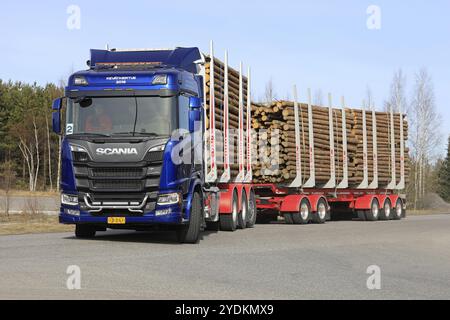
(241, 195, 248, 223)
(396, 201, 402, 217)
(318, 202, 326, 220)
(248, 193, 256, 222)
(372, 201, 379, 218)
(232, 195, 238, 224)
(300, 202, 309, 220)
(384, 202, 391, 218)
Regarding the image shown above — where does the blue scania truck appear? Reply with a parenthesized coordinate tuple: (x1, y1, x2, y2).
(53, 43, 257, 243)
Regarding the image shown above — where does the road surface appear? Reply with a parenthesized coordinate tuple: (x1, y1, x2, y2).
(0, 214, 449, 300)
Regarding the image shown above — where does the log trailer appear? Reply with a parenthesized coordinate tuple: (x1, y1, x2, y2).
(253, 88, 407, 225)
(53, 42, 257, 243)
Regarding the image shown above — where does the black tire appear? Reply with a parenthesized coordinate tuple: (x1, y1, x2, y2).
(292, 198, 311, 224)
(357, 210, 367, 221)
(284, 213, 294, 224)
(176, 192, 202, 244)
(379, 199, 392, 221)
(393, 199, 404, 220)
(220, 192, 238, 231)
(312, 198, 328, 224)
(75, 225, 96, 238)
(365, 198, 380, 221)
(246, 190, 257, 228)
(237, 192, 248, 230)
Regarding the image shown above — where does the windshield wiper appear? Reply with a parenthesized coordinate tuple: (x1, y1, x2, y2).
(71, 132, 111, 137)
(112, 132, 165, 137)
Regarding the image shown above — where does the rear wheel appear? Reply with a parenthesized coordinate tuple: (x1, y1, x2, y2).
(312, 198, 328, 224)
(75, 225, 96, 239)
(393, 199, 404, 220)
(292, 198, 311, 224)
(176, 191, 202, 244)
(220, 192, 238, 231)
(365, 198, 380, 221)
(379, 199, 392, 221)
(284, 213, 294, 224)
(246, 190, 257, 228)
(237, 192, 248, 229)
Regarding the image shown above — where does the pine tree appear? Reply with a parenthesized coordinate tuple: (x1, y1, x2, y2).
(438, 136, 450, 202)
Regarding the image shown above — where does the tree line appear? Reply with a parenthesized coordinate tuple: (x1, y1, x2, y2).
(0, 80, 64, 192)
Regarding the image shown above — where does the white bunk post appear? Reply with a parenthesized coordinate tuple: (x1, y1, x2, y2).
(244, 67, 253, 183)
(396, 107, 406, 190)
(357, 101, 369, 189)
(235, 62, 245, 183)
(206, 40, 217, 183)
(368, 103, 379, 189)
(323, 93, 336, 188)
(337, 96, 348, 189)
(289, 85, 303, 188)
(387, 104, 397, 189)
(303, 88, 316, 188)
(220, 50, 231, 183)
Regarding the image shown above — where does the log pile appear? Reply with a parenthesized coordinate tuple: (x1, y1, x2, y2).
(204, 57, 249, 178)
(251, 101, 410, 188)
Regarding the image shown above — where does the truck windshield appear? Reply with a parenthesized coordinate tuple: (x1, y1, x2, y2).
(65, 96, 176, 137)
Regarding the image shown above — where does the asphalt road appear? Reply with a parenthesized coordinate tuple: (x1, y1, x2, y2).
(0, 214, 449, 300)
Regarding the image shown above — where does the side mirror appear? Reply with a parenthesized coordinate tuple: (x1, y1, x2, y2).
(189, 96, 202, 109)
(189, 97, 202, 133)
(52, 98, 63, 134)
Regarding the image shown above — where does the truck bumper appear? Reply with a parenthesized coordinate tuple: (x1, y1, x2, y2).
(59, 209, 186, 226)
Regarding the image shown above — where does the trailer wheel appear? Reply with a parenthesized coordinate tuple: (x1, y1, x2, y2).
(393, 199, 404, 220)
(237, 192, 248, 229)
(292, 198, 311, 224)
(284, 213, 294, 224)
(75, 225, 96, 239)
(176, 191, 202, 244)
(312, 198, 328, 224)
(365, 198, 380, 221)
(379, 199, 392, 221)
(357, 211, 367, 221)
(246, 190, 257, 228)
(220, 192, 238, 232)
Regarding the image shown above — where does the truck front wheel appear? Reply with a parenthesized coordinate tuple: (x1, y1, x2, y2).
(176, 192, 202, 244)
(75, 225, 96, 239)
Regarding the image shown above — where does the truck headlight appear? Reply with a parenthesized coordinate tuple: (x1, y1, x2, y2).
(157, 193, 181, 206)
(149, 144, 166, 152)
(61, 194, 79, 206)
(70, 144, 90, 162)
(152, 74, 168, 85)
(74, 76, 88, 86)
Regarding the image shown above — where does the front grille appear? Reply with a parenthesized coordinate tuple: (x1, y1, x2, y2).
(92, 180, 143, 190)
(91, 167, 144, 178)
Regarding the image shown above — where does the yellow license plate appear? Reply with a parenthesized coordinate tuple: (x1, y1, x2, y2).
(107, 217, 126, 225)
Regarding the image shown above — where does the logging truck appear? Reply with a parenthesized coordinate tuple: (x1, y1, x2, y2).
(51, 41, 406, 244)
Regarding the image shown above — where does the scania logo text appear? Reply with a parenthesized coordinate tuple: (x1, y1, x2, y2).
(96, 148, 138, 155)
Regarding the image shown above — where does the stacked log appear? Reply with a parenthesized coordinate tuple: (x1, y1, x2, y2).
(204, 57, 248, 178)
(252, 101, 410, 188)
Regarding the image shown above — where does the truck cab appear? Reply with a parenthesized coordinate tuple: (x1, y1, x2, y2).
(53, 47, 210, 243)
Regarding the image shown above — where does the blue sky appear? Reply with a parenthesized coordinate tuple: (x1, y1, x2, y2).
(1, 0, 449, 153)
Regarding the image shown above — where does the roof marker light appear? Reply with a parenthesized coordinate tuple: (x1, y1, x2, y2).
(74, 76, 88, 86)
(152, 74, 168, 85)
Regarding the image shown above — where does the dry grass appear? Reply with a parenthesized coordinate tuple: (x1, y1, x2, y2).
(0, 213, 73, 236)
(0, 190, 59, 197)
